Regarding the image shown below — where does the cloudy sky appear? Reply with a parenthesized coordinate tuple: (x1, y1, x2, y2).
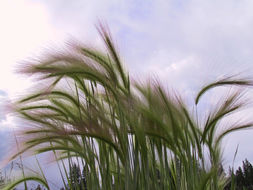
(1, 0, 253, 187)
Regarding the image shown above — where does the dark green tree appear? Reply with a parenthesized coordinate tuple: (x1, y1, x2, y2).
(242, 159, 253, 188)
(35, 184, 42, 190)
(225, 159, 253, 190)
(235, 167, 244, 189)
(0, 171, 5, 188)
(68, 164, 88, 190)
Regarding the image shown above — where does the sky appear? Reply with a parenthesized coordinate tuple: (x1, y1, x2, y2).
(1, 0, 253, 187)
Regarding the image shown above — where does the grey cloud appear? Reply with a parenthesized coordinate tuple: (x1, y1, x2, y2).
(0, 90, 8, 122)
(0, 90, 7, 96)
(0, 130, 11, 161)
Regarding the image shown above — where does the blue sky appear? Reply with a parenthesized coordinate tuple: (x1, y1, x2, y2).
(1, 0, 253, 187)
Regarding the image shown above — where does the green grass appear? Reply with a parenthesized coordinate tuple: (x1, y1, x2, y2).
(5, 24, 253, 190)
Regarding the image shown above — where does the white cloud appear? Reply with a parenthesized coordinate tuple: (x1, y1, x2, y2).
(0, 0, 64, 98)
